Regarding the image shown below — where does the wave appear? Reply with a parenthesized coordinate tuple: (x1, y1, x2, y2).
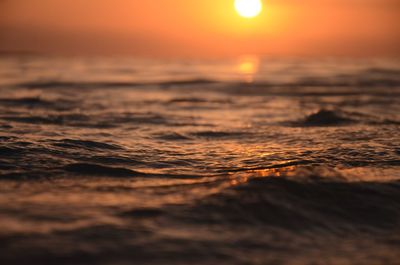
(15, 78, 218, 89)
(0, 112, 175, 127)
(0, 146, 24, 156)
(167, 97, 232, 105)
(52, 139, 122, 150)
(62, 163, 144, 177)
(294, 109, 355, 127)
(191, 131, 251, 139)
(181, 172, 400, 231)
(14, 79, 400, 91)
(154, 132, 192, 141)
(364, 67, 400, 76)
(61, 163, 207, 179)
(0, 114, 114, 128)
(119, 208, 165, 219)
(10, 66, 400, 90)
(0, 97, 78, 111)
(286, 109, 400, 127)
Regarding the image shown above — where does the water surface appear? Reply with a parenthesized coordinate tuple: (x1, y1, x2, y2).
(0, 56, 400, 265)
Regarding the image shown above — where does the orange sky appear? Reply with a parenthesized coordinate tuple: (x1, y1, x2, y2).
(0, 0, 399, 57)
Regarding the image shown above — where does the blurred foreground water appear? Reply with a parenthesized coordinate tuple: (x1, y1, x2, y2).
(0, 56, 400, 265)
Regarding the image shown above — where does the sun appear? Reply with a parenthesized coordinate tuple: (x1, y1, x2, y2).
(235, 0, 263, 18)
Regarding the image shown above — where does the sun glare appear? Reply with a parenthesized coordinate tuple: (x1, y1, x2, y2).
(235, 0, 263, 18)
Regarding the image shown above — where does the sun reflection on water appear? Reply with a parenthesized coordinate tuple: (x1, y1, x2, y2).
(228, 166, 298, 186)
(237, 55, 260, 83)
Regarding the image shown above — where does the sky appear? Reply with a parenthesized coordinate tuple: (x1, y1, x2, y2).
(0, 0, 399, 58)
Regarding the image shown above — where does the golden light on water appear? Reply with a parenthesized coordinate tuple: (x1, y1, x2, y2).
(238, 56, 260, 83)
(235, 0, 263, 18)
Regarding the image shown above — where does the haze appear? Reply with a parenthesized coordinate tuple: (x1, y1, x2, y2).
(0, 0, 399, 57)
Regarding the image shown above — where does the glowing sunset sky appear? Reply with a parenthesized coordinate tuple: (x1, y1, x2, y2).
(0, 0, 399, 57)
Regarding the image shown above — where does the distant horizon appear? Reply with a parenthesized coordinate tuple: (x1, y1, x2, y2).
(1, 49, 400, 61)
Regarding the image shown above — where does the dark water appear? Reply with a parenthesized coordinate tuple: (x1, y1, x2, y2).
(0, 56, 400, 264)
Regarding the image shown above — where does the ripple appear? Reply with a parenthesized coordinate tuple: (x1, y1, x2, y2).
(154, 132, 192, 141)
(63, 163, 143, 177)
(52, 139, 122, 150)
(291, 109, 355, 127)
(191, 131, 250, 139)
(0, 97, 78, 111)
(184, 173, 400, 230)
(119, 208, 164, 219)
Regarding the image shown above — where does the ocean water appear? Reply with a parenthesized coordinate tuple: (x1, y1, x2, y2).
(0, 56, 400, 265)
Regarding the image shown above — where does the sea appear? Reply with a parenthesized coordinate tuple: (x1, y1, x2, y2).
(0, 55, 400, 265)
